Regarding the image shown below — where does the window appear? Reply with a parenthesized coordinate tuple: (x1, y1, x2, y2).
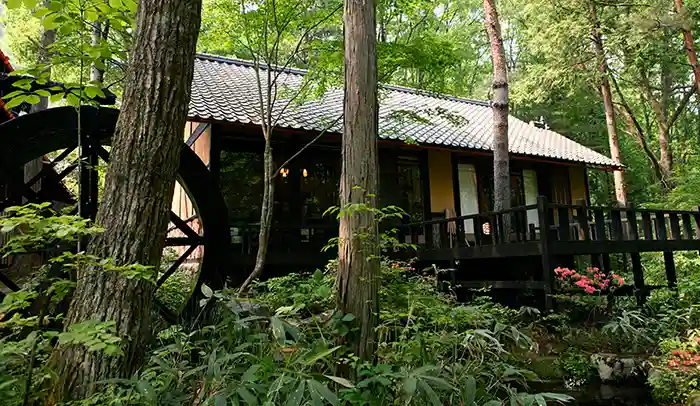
(478, 169, 525, 212)
(219, 151, 264, 222)
(396, 156, 424, 222)
(300, 160, 340, 224)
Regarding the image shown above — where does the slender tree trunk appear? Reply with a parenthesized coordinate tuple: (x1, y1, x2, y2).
(10, 0, 56, 278)
(90, 19, 110, 84)
(336, 0, 379, 363)
(240, 138, 274, 292)
(591, 4, 627, 206)
(484, 0, 510, 213)
(675, 0, 700, 95)
(48, 0, 202, 402)
(25, 0, 56, 192)
(658, 65, 673, 181)
(640, 65, 674, 185)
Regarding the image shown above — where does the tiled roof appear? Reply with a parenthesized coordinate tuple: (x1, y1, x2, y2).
(189, 54, 619, 168)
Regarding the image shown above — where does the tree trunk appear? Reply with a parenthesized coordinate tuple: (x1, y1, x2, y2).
(48, 0, 202, 402)
(640, 65, 674, 185)
(11, 0, 56, 279)
(591, 3, 627, 206)
(484, 0, 510, 213)
(239, 138, 275, 292)
(90, 19, 110, 84)
(336, 0, 379, 363)
(675, 0, 700, 96)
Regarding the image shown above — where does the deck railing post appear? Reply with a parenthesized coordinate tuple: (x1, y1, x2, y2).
(575, 198, 589, 241)
(537, 196, 553, 311)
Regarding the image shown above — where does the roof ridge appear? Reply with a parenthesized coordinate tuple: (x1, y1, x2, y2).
(195, 53, 309, 75)
(195, 53, 490, 107)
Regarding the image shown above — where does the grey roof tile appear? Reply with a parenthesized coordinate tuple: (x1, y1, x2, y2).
(189, 54, 620, 168)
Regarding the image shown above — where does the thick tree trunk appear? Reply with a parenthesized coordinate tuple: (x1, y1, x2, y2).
(484, 0, 510, 213)
(48, 0, 202, 402)
(591, 4, 627, 206)
(240, 139, 274, 292)
(336, 0, 379, 362)
(675, 0, 700, 96)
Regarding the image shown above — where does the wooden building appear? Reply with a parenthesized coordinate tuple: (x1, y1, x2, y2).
(175, 54, 626, 288)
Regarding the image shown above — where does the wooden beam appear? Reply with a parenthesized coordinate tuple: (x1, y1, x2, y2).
(186, 122, 210, 147)
(664, 251, 677, 289)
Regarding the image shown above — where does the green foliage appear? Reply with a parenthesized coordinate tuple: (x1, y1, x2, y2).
(0, 203, 103, 256)
(58, 320, 123, 355)
(556, 349, 593, 383)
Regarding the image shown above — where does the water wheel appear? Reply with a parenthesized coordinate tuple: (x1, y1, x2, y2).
(0, 106, 234, 319)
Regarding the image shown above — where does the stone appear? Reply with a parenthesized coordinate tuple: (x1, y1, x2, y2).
(590, 353, 647, 383)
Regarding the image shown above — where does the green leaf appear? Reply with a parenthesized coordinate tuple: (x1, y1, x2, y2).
(307, 380, 339, 406)
(85, 10, 99, 22)
(42, 15, 61, 30)
(270, 316, 286, 343)
(50, 92, 64, 103)
(4, 96, 24, 110)
(324, 375, 355, 388)
(237, 387, 259, 406)
(464, 375, 476, 406)
(23, 0, 37, 8)
(6, 0, 22, 9)
(418, 380, 442, 406)
(24, 94, 41, 105)
(341, 313, 356, 322)
(285, 380, 305, 406)
(403, 376, 417, 398)
(201, 284, 213, 298)
(108, 0, 122, 8)
(302, 345, 340, 365)
(534, 394, 547, 406)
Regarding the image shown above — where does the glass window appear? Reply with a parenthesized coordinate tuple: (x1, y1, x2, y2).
(396, 157, 424, 222)
(219, 151, 263, 222)
(300, 161, 340, 224)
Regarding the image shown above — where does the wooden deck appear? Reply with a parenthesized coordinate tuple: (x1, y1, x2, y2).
(401, 196, 700, 309)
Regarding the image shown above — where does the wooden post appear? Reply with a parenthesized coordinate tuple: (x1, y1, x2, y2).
(575, 198, 589, 241)
(537, 196, 553, 311)
(664, 251, 677, 289)
(631, 252, 645, 306)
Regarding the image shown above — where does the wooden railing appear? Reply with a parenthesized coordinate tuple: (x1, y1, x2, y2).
(400, 196, 700, 258)
(400, 204, 540, 253)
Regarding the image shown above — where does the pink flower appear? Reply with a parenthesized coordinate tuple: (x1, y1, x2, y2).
(584, 286, 596, 294)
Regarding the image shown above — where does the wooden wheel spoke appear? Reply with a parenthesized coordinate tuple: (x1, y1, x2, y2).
(165, 236, 203, 246)
(156, 244, 197, 288)
(55, 162, 79, 183)
(167, 214, 198, 233)
(96, 145, 110, 162)
(169, 211, 200, 239)
(0, 267, 20, 292)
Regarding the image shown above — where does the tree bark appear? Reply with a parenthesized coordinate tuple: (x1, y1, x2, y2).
(239, 138, 274, 292)
(640, 64, 676, 186)
(591, 3, 627, 206)
(675, 0, 700, 96)
(48, 0, 202, 402)
(336, 0, 379, 363)
(90, 19, 110, 84)
(484, 0, 510, 213)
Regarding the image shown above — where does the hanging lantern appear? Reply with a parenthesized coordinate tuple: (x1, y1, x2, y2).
(302, 168, 308, 177)
(280, 168, 289, 178)
(482, 222, 491, 235)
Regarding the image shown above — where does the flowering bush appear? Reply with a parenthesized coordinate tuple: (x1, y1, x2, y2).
(554, 267, 624, 295)
(649, 330, 700, 404)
